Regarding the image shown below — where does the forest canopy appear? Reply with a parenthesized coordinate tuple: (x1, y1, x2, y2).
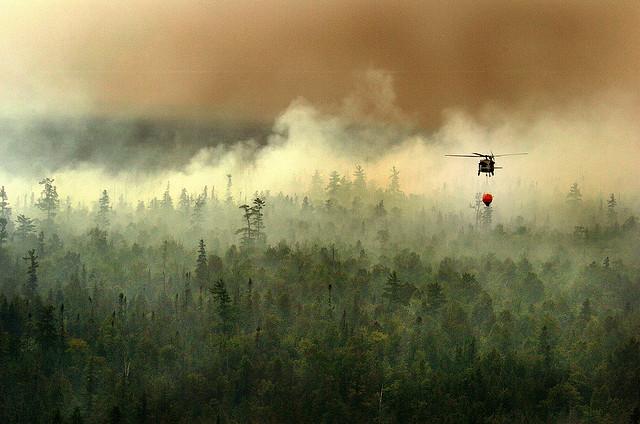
(0, 170, 638, 423)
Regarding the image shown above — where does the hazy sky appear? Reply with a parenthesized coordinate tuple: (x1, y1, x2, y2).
(1, 0, 639, 204)
(2, 0, 639, 123)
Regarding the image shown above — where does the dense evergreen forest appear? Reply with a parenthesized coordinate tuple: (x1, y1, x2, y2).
(0, 171, 639, 423)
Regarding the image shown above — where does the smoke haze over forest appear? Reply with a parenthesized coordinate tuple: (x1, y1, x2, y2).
(1, 0, 640, 208)
(3, 2, 640, 423)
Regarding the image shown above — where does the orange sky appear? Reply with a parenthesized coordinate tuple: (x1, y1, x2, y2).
(2, 0, 640, 126)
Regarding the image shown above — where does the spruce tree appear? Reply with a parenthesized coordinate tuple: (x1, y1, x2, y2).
(388, 166, 401, 195)
(191, 193, 206, 231)
(0, 185, 10, 219)
(15, 214, 36, 240)
(23, 249, 39, 296)
(97, 189, 111, 229)
(211, 278, 233, 332)
(195, 240, 208, 287)
(310, 170, 324, 201)
(0, 217, 7, 247)
(326, 171, 341, 200)
(178, 188, 191, 215)
(160, 182, 173, 209)
(353, 164, 367, 195)
(237, 204, 253, 248)
(37, 177, 60, 222)
(250, 197, 266, 244)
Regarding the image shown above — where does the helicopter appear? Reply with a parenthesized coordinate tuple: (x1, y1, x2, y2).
(445, 152, 527, 176)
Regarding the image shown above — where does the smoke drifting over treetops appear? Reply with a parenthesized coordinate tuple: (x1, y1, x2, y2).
(1, 1, 639, 205)
(3, 0, 640, 120)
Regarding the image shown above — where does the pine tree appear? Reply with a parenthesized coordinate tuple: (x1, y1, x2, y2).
(250, 197, 266, 244)
(15, 214, 37, 240)
(97, 189, 111, 229)
(310, 170, 324, 201)
(388, 166, 401, 195)
(191, 193, 207, 231)
(37, 177, 60, 222)
(353, 165, 367, 195)
(326, 171, 341, 200)
(160, 182, 173, 209)
(0, 186, 12, 235)
(23, 249, 39, 296)
(178, 188, 191, 215)
(0, 217, 7, 247)
(0, 185, 10, 219)
(195, 240, 208, 287)
(210, 279, 233, 332)
(37, 230, 45, 256)
(237, 204, 253, 247)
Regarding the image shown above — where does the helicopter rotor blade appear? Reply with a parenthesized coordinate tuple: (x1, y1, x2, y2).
(492, 152, 528, 157)
(444, 154, 482, 158)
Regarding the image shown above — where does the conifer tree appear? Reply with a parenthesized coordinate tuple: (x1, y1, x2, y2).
(0, 217, 7, 247)
(388, 166, 401, 195)
(160, 182, 173, 209)
(237, 204, 253, 247)
(37, 177, 60, 222)
(326, 171, 341, 200)
(250, 197, 266, 244)
(96, 189, 111, 229)
(191, 193, 206, 231)
(23, 249, 39, 296)
(178, 188, 191, 215)
(211, 279, 233, 332)
(195, 239, 208, 287)
(0, 185, 10, 219)
(15, 214, 36, 240)
(353, 164, 367, 195)
(310, 170, 324, 201)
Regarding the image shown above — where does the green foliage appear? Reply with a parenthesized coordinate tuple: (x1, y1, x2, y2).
(0, 171, 638, 423)
(23, 248, 39, 296)
(37, 177, 60, 222)
(96, 189, 111, 229)
(195, 239, 208, 286)
(15, 214, 36, 240)
(0, 217, 7, 246)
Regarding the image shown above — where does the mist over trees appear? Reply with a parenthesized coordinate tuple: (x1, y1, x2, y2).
(0, 167, 639, 423)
